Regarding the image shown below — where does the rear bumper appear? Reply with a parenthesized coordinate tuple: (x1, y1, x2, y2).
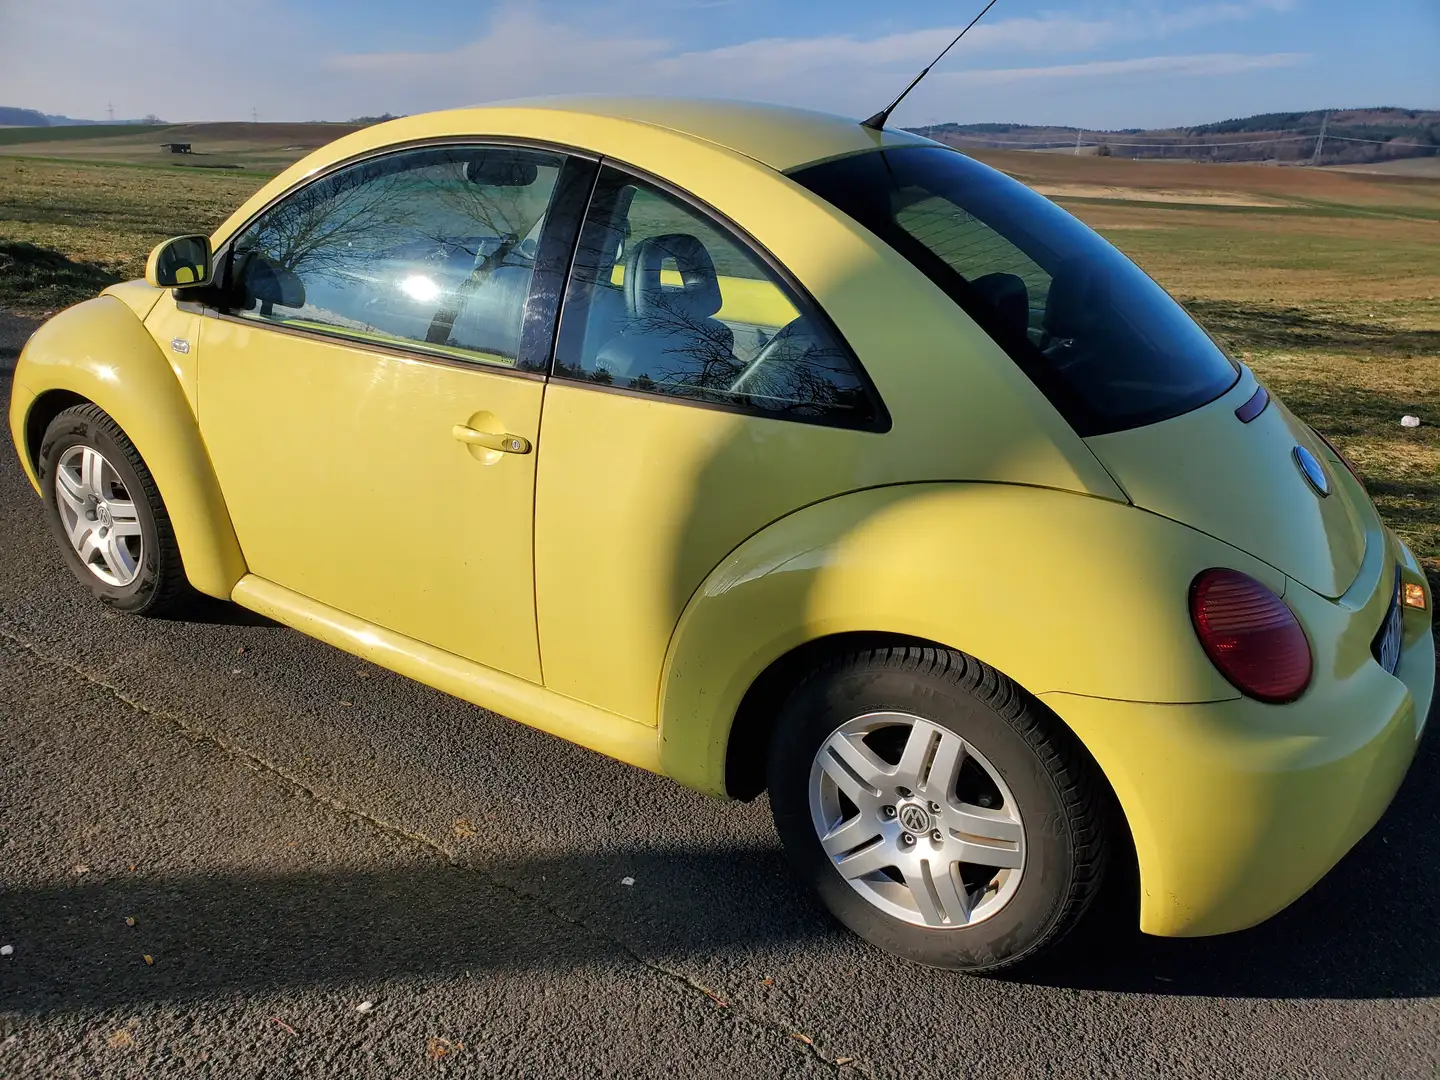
(1042, 536, 1434, 938)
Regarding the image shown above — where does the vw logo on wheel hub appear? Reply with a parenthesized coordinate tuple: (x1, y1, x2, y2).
(96, 502, 113, 528)
(898, 803, 932, 833)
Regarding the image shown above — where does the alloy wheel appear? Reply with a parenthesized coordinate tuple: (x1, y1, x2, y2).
(53, 445, 144, 587)
(808, 711, 1026, 928)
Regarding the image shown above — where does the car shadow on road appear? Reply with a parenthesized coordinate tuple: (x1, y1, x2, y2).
(161, 595, 279, 627)
(3, 722, 1435, 1016)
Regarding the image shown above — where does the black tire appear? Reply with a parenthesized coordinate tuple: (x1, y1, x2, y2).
(767, 645, 1108, 972)
(38, 403, 194, 616)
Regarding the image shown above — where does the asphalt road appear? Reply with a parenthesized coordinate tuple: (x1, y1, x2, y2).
(2, 327, 1438, 1079)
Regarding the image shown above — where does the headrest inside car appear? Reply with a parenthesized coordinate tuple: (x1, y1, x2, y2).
(624, 234, 723, 323)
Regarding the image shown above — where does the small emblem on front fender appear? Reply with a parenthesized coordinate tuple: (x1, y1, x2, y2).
(170, 338, 191, 354)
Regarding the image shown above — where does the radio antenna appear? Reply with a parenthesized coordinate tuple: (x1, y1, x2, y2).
(860, 0, 1001, 131)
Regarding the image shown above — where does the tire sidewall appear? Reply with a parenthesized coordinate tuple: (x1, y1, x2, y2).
(38, 410, 165, 613)
(769, 661, 1079, 971)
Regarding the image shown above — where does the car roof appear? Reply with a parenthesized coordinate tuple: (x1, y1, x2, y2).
(212, 97, 933, 246)
(453, 96, 931, 173)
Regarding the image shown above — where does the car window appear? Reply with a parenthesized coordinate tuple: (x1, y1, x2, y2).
(790, 146, 1239, 436)
(892, 195, 1053, 344)
(552, 167, 881, 427)
(226, 146, 564, 370)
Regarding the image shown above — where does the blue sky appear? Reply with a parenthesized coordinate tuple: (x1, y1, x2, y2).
(1, 0, 1435, 128)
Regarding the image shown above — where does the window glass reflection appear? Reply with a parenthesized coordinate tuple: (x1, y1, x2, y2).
(230, 147, 563, 368)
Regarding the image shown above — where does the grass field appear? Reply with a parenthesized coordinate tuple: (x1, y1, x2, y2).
(0, 121, 364, 172)
(0, 123, 166, 146)
(0, 136, 1436, 593)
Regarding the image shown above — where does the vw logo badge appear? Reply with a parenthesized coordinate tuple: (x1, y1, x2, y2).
(96, 502, 113, 527)
(1293, 445, 1330, 497)
(898, 804, 931, 833)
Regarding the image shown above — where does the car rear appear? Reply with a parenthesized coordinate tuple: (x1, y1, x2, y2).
(789, 141, 1435, 934)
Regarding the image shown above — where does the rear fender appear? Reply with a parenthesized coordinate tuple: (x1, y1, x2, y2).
(657, 482, 1283, 796)
(8, 296, 246, 598)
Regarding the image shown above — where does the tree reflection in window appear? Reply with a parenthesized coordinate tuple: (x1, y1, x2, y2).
(228, 147, 563, 367)
(554, 169, 878, 426)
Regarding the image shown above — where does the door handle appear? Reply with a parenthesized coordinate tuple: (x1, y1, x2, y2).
(452, 425, 531, 454)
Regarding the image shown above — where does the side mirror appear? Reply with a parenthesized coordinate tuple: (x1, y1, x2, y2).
(146, 235, 212, 288)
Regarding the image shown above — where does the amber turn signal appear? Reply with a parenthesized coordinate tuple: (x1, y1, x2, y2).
(1402, 582, 1427, 610)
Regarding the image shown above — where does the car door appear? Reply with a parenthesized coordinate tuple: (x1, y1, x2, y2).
(533, 164, 890, 721)
(197, 144, 594, 683)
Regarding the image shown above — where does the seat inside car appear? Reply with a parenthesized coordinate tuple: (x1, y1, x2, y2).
(594, 233, 737, 385)
(969, 271, 1031, 342)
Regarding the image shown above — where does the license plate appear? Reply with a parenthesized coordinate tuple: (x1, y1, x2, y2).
(1374, 570, 1404, 676)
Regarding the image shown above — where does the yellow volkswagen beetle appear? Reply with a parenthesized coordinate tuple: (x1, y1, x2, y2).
(7, 98, 1433, 971)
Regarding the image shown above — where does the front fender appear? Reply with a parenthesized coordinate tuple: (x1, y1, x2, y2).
(8, 296, 246, 598)
(657, 482, 1285, 795)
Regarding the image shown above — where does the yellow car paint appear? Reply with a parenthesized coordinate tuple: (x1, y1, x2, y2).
(1086, 376, 1368, 598)
(197, 314, 547, 683)
(102, 279, 167, 323)
(1045, 591, 1431, 936)
(8, 97, 1434, 945)
(231, 574, 663, 774)
(531, 122, 1125, 724)
(9, 295, 246, 598)
(142, 295, 204, 415)
(655, 481, 1295, 795)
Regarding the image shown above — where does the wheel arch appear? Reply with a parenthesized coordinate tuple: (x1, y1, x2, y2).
(22, 388, 88, 481)
(656, 481, 1269, 798)
(723, 627, 1139, 915)
(723, 630, 931, 801)
(9, 296, 247, 598)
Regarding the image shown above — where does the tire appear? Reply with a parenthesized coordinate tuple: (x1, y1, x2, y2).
(38, 403, 194, 616)
(767, 645, 1108, 972)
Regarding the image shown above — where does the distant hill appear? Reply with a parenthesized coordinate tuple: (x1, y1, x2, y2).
(909, 108, 1440, 165)
(0, 106, 161, 127)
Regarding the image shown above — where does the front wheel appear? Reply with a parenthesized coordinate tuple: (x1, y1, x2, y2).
(767, 646, 1109, 972)
(38, 403, 194, 616)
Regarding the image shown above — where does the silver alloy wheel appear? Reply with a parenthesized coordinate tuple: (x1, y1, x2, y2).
(53, 445, 144, 587)
(809, 711, 1025, 928)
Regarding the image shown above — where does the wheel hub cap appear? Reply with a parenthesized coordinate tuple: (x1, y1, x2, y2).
(808, 711, 1026, 929)
(897, 802, 932, 833)
(53, 445, 144, 588)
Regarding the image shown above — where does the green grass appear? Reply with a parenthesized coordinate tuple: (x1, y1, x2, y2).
(0, 241, 124, 313)
(0, 124, 168, 145)
(1054, 195, 1440, 222)
(0, 157, 263, 310)
(3, 154, 273, 179)
(0, 121, 364, 173)
(0, 154, 1435, 596)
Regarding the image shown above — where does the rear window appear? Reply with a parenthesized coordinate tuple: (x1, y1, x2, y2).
(789, 145, 1239, 436)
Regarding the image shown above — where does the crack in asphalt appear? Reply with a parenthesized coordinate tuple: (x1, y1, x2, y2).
(0, 622, 880, 1077)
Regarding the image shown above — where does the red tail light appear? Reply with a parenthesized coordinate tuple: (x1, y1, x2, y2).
(1190, 569, 1312, 703)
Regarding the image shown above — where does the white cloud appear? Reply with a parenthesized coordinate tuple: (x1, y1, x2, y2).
(0, 0, 1313, 125)
(327, 10, 668, 80)
(935, 51, 1311, 86)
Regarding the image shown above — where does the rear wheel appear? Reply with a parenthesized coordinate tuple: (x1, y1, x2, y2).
(767, 645, 1108, 971)
(38, 404, 193, 616)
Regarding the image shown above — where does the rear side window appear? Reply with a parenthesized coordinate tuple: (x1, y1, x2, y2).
(790, 146, 1238, 435)
(552, 166, 883, 429)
